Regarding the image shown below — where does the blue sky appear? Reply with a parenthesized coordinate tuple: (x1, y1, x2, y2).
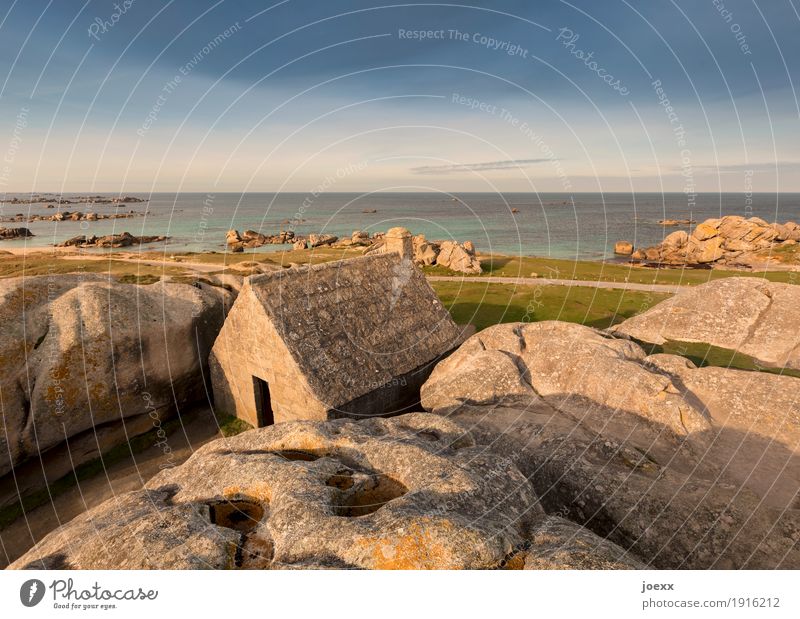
(0, 0, 798, 192)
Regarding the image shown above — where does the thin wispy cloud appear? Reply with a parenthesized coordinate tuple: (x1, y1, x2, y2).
(411, 159, 552, 175)
(676, 162, 799, 175)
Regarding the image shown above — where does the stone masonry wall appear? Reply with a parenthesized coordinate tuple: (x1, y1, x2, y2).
(209, 284, 327, 426)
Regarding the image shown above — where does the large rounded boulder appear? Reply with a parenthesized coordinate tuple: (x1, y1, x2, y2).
(0, 275, 232, 483)
(421, 321, 800, 568)
(612, 277, 800, 370)
(9, 413, 642, 570)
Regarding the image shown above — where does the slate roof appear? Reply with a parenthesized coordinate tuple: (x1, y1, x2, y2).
(248, 253, 464, 407)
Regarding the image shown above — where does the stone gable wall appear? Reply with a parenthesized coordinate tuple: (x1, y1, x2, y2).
(209, 284, 326, 426)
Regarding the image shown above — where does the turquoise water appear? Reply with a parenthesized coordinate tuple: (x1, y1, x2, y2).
(3, 192, 799, 260)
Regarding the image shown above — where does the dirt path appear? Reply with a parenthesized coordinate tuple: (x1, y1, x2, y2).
(115, 255, 689, 292)
(427, 275, 686, 294)
(0, 407, 223, 568)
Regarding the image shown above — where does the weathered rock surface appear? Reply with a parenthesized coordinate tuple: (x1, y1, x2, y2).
(9, 413, 641, 570)
(307, 233, 338, 248)
(436, 240, 482, 274)
(626, 216, 800, 267)
(365, 232, 481, 274)
(612, 277, 800, 370)
(613, 240, 633, 256)
(350, 230, 370, 246)
(226, 229, 296, 250)
(0, 275, 233, 483)
(422, 321, 800, 568)
(659, 219, 696, 226)
(524, 517, 645, 570)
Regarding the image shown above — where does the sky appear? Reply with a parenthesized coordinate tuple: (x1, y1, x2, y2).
(0, 0, 798, 193)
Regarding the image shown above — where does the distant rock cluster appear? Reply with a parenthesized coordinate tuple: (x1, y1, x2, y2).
(57, 231, 169, 248)
(0, 226, 34, 240)
(226, 227, 483, 274)
(1, 194, 146, 206)
(1, 210, 144, 224)
(226, 229, 298, 251)
(616, 216, 800, 267)
(415, 236, 482, 274)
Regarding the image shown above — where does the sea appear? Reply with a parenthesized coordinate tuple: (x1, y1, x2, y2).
(3, 192, 800, 260)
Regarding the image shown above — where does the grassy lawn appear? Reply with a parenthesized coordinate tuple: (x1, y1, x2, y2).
(0, 253, 189, 281)
(636, 339, 800, 379)
(431, 280, 670, 332)
(5, 248, 797, 288)
(424, 255, 799, 286)
(161, 246, 366, 268)
(431, 281, 800, 379)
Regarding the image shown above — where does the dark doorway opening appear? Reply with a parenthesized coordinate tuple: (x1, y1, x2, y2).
(252, 376, 274, 427)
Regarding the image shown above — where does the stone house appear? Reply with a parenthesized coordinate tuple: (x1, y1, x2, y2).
(209, 251, 465, 427)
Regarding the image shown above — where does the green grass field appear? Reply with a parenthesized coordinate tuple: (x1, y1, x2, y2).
(425, 254, 799, 286)
(431, 280, 670, 331)
(0, 253, 189, 280)
(169, 248, 799, 286)
(635, 339, 800, 379)
(8, 247, 794, 287)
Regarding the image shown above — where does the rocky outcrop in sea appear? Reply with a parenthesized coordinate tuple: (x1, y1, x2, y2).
(620, 216, 800, 268)
(2, 211, 144, 224)
(0, 227, 34, 240)
(56, 231, 168, 248)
